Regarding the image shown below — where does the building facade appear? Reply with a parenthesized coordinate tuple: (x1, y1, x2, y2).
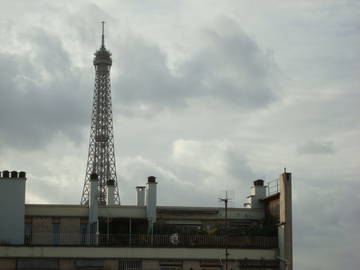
(0, 171, 292, 270)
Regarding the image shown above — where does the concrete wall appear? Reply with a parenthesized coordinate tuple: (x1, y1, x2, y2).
(0, 257, 277, 270)
(183, 260, 200, 270)
(279, 172, 292, 270)
(264, 195, 280, 222)
(104, 259, 118, 270)
(60, 218, 80, 234)
(0, 175, 26, 245)
(157, 207, 264, 221)
(0, 246, 277, 261)
(142, 260, 159, 270)
(26, 205, 88, 217)
(0, 259, 16, 270)
(25, 204, 264, 222)
(59, 259, 76, 270)
(32, 217, 52, 244)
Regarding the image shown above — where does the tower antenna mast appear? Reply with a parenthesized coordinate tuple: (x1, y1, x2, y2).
(101, 21, 105, 48)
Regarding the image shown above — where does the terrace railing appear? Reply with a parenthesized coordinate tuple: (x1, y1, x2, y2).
(266, 178, 279, 196)
(24, 233, 277, 249)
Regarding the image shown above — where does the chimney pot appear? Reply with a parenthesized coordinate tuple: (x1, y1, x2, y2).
(2, 170, 9, 178)
(148, 176, 156, 183)
(254, 179, 264, 186)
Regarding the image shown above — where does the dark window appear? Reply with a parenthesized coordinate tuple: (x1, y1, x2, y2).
(80, 223, 88, 245)
(24, 223, 32, 244)
(52, 223, 60, 245)
(119, 260, 142, 270)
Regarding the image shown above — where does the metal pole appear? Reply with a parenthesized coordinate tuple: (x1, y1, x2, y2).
(106, 216, 110, 245)
(225, 246, 229, 270)
(219, 192, 230, 270)
(129, 217, 132, 246)
(151, 222, 154, 247)
(225, 197, 228, 270)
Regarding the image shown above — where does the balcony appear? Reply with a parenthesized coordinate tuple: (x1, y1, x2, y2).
(23, 233, 277, 249)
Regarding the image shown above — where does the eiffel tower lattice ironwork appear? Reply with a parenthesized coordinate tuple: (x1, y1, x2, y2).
(81, 22, 120, 205)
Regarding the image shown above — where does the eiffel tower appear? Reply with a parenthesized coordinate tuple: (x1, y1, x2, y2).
(81, 22, 120, 205)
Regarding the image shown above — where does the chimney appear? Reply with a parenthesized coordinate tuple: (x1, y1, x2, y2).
(0, 170, 27, 244)
(136, 186, 146, 206)
(244, 179, 266, 208)
(146, 176, 157, 228)
(106, 179, 115, 206)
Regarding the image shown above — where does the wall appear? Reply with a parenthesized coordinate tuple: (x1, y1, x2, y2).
(32, 217, 52, 245)
(0, 258, 278, 270)
(264, 194, 280, 222)
(279, 172, 292, 270)
(0, 246, 277, 260)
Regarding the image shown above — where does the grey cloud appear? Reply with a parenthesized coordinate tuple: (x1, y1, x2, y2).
(114, 36, 188, 110)
(225, 150, 254, 180)
(298, 140, 335, 154)
(118, 156, 208, 206)
(293, 176, 360, 268)
(182, 19, 278, 109)
(112, 18, 279, 115)
(0, 28, 91, 150)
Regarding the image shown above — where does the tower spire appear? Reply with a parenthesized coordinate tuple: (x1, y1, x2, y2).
(81, 25, 120, 206)
(101, 21, 105, 48)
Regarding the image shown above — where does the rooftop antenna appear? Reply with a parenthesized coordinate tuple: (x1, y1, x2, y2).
(101, 21, 105, 48)
(219, 191, 232, 223)
(218, 190, 231, 270)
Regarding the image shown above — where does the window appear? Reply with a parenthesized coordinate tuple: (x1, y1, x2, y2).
(52, 223, 60, 245)
(89, 222, 97, 245)
(80, 223, 88, 245)
(159, 260, 182, 270)
(160, 267, 182, 270)
(119, 260, 142, 270)
(24, 223, 32, 245)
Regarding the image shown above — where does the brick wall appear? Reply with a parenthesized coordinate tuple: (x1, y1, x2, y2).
(183, 260, 201, 270)
(142, 260, 159, 270)
(0, 259, 16, 270)
(59, 259, 75, 270)
(32, 217, 52, 244)
(60, 218, 80, 234)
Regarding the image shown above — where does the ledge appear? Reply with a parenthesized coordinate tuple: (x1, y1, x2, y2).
(0, 246, 276, 260)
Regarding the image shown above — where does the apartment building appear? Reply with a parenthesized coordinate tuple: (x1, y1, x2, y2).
(0, 171, 292, 270)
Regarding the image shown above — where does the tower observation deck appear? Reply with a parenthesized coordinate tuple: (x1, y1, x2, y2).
(81, 22, 120, 205)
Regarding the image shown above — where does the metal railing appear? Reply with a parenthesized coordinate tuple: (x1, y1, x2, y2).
(24, 233, 277, 249)
(266, 178, 279, 196)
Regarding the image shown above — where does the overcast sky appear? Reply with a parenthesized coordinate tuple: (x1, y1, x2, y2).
(0, 0, 359, 269)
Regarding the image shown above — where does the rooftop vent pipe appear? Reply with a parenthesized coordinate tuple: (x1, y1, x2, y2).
(136, 186, 146, 206)
(244, 179, 266, 209)
(11, 171, 18, 178)
(146, 176, 157, 231)
(89, 173, 99, 223)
